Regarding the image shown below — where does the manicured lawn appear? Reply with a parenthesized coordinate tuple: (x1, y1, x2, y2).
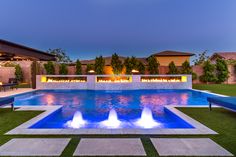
(193, 84, 236, 96)
(0, 108, 235, 156)
(179, 107, 236, 156)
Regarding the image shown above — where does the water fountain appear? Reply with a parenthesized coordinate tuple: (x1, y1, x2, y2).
(65, 111, 87, 128)
(134, 107, 160, 129)
(100, 109, 122, 128)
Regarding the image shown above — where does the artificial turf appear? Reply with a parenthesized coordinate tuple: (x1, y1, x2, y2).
(193, 84, 236, 96)
(0, 107, 235, 157)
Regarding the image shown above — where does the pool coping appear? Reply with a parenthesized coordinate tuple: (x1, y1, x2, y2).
(5, 105, 218, 135)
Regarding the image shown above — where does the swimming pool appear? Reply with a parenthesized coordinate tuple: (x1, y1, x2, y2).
(13, 89, 216, 129)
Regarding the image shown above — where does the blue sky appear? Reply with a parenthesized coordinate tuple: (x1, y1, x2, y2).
(0, 0, 236, 62)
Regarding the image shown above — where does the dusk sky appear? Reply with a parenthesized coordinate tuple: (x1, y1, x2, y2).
(0, 0, 236, 62)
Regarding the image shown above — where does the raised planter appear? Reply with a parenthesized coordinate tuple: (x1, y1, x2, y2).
(36, 75, 192, 90)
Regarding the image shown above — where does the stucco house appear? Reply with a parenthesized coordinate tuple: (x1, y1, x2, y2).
(152, 51, 195, 66)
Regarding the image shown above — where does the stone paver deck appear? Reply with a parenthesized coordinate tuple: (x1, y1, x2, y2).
(151, 138, 233, 156)
(73, 138, 146, 156)
(0, 88, 34, 98)
(0, 138, 70, 156)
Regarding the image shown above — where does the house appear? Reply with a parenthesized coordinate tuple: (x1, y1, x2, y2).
(151, 51, 195, 66)
(79, 51, 195, 74)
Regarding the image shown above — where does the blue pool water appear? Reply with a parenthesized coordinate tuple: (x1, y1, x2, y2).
(14, 89, 216, 129)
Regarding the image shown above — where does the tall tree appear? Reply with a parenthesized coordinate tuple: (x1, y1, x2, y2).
(147, 55, 159, 74)
(44, 61, 55, 75)
(59, 63, 68, 75)
(94, 56, 105, 74)
(111, 53, 123, 75)
(199, 60, 216, 83)
(167, 61, 178, 74)
(75, 59, 82, 75)
(47, 48, 72, 63)
(215, 58, 229, 83)
(193, 50, 209, 65)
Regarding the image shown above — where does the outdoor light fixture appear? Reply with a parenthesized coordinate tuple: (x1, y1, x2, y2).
(88, 70, 95, 73)
(131, 69, 139, 73)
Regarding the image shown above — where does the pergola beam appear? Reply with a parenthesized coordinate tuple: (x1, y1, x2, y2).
(0, 39, 56, 61)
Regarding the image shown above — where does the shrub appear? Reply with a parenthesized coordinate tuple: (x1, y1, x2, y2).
(59, 63, 68, 75)
(86, 64, 94, 74)
(167, 61, 178, 74)
(215, 58, 229, 83)
(147, 55, 159, 74)
(44, 61, 55, 75)
(124, 57, 137, 74)
(181, 61, 192, 74)
(94, 56, 105, 74)
(75, 59, 82, 75)
(111, 53, 123, 75)
(180, 60, 197, 80)
(124, 57, 132, 74)
(15, 64, 23, 82)
(137, 61, 145, 74)
(199, 60, 216, 83)
(192, 72, 197, 80)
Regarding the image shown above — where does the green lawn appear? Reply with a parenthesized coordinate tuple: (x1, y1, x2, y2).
(0, 108, 235, 157)
(193, 84, 236, 96)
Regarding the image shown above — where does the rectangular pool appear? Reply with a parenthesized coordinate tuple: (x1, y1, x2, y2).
(13, 89, 217, 129)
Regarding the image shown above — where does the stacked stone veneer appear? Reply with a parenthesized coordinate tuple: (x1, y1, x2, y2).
(36, 75, 192, 90)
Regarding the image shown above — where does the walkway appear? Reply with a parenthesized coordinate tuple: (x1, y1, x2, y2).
(0, 138, 233, 156)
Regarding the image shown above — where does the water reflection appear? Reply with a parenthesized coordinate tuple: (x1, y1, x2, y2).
(44, 94, 55, 105)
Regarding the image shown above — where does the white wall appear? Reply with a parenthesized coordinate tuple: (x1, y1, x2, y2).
(36, 75, 192, 90)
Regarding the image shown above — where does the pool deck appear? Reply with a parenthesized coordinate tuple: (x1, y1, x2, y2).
(0, 88, 35, 98)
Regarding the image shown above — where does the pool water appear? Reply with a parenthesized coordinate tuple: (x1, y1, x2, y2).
(14, 89, 216, 129)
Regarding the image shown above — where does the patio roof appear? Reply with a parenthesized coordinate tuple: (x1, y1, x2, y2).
(0, 39, 56, 61)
